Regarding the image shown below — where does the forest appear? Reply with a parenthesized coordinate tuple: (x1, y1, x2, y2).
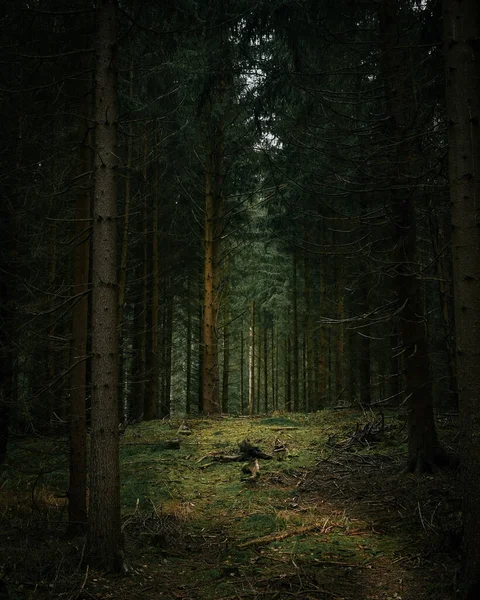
(0, 0, 479, 598)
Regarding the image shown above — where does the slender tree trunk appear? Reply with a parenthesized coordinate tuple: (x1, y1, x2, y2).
(285, 336, 292, 412)
(318, 258, 327, 407)
(263, 322, 268, 413)
(443, 0, 480, 594)
(292, 251, 300, 411)
(304, 255, 314, 412)
(271, 322, 276, 411)
(162, 281, 173, 417)
(335, 256, 345, 401)
(248, 301, 255, 417)
(86, 0, 123, 570)
(186, 273, 192, 415)
(256, 322, 262, 414)
(68, 68, 92, 535)
(379, 0, 441, 473)
(222, 257, 230, 413)
(140, 136, 151, 420)
(202, 143, 221, 413)
(146, 164, 159, 419)
(240, 328, 244, 415)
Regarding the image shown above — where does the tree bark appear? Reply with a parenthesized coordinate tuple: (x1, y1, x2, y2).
(292, 251, 300, 411)
(379, 0, 441, 473)
(248, 301, 255, 417)
(68, 71, 92, 536)
(443, 0, 480, 594)
(86, 0, 123, 571)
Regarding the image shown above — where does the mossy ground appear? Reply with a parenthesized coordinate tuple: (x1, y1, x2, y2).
(0, 411, 460, 599)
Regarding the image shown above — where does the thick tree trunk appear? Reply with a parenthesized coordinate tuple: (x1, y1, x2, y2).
(379, 0, 441, 473)
(443, 0, 480, 595)
(68, 79, 91, 536)
(86, 0, 123, 571)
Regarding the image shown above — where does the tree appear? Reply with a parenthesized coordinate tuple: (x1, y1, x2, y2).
(443, 0, 480, 595)
(86, 0, 124, 571)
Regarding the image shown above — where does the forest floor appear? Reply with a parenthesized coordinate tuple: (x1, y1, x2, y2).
(0, 410, 461, 600)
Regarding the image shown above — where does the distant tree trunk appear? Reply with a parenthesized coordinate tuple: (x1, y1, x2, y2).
(292, 251, 300, 411)
(248, 301, 255, 417)
(186, 273, 192, 415)
(379, 0, 441, 473)
(198, 272, 204, 414)
(263, 321, 268, 413)
(146, 165, 159, 420)
(429, 211, 457, 407)
(359, 285, 371, 406)
(271, 322, 276, 411)
(45, 221, 57, 430)
(256, 322, 261, 413)
(304, 255, 314, 411)
(285, 335, 292, 412)
(443, 0, 480, 595)
(86, 0, 124, 571)
(222, 257, 230, 413)
(161, 281, 173, 417)
(0, 205, 15, 465)
(68, 78, 91, 536)
(117, 63, 133, 418)
(335, 256, 345, 401)
(202, 138, 222, 414)
(240, 328, 244, 415)
(140, 137, 151, 420)
(318, 259, 327, 407)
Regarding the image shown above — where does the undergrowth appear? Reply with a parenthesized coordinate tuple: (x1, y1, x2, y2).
(0, 410, 460, 599)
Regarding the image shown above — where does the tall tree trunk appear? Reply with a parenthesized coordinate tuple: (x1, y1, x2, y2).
(285, 335, 292, 412)
(161, 280, 173, 417)
(202, 140, 222, 414)
(335, 256, 345, 401)
(0, 201, 16, 465)
(292, 251, 300, 411)
(86, 0, 123, 571)
(68, 59, 92, 535)
(318, 258, 327, 407)
(304, 255, 314, 411)
(359, 284, 371, 406)
(222, 257, 230, 413)
(147, 164, 159, 419)
(379, 0, 441, 473)
(140, 135, 151, 420)
(117, 62, 133, 418)
(186, 273, 192, 415)
(443, 0, 480, 594)
(248, 301, 255, 417)
(263, 320, 268, 413)
(240, 328, 244, 415)
(256, 322, 262, 413)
